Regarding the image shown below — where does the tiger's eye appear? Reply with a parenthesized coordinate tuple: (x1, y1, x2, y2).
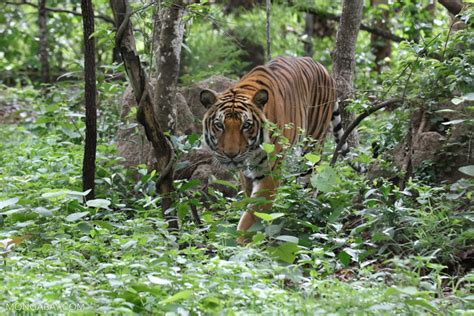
(215, 121, 224, 130)
(242, 121, 252, 130)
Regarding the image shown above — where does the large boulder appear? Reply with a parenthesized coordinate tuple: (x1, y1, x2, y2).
(371, 103, 473, 183)
(180, 75, 236, 131)
(115, 76, 237, 193)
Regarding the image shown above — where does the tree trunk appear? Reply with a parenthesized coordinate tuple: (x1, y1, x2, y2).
(38, 0, 50, 83)
(303, 12, 314, 57)
(110, 0, 178, 231)
(81, 0, 97, 200)
(153, 0, 185, 133)
(331, 0, 364, 148)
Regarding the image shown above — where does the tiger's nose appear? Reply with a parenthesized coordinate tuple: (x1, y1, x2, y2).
(226, 152, 239, 159)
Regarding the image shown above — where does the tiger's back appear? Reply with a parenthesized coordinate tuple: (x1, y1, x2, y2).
(235, 56, 336, 145)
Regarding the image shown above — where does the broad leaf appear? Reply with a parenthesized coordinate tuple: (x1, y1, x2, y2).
(0, 198, 19, 210)
(160, 290, 192, 305)
(459, 165, 474, 177)
(65, 211, 89, 222)
(148, 275, 172, 285)
(274, 235, 299, 244)
(254, 212, 285, 221)
(262, 143, 275, 154)
(86, 199, 111, 209)
(269, 242, 298, 264)
(311, 165, 339, 192)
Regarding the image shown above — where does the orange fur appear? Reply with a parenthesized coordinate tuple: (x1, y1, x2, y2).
(201, 56, 337, 235)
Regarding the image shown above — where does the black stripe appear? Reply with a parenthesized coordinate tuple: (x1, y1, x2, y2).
(332, 110, 340, 117)
(254, 174, 266, 181)
(257, 154, 267, 165)
(333, 123, 342, 133)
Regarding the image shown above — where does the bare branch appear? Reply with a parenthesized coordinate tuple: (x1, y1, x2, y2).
(303, 8, 407, 43)
(330, 99, 402, 166)
(5, 1, 115, 25)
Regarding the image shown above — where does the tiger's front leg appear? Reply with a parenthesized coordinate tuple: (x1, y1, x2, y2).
(236, 174, 279, 233)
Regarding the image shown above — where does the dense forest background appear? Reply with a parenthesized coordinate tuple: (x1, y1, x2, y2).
(1, 0, 473, 314)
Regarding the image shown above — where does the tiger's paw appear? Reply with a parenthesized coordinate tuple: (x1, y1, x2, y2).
(236, 236, 249, 245)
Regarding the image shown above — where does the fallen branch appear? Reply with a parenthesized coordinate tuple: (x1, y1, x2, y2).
(330, 99, 402, 167)
(5, 1, 115, 25)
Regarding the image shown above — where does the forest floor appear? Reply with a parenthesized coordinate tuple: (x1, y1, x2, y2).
(0, 84, 472, 314)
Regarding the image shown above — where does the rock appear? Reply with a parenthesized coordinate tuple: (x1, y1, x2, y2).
(179, 75, 236, 129)
(115, 76, 237, 195)
(411, 132, 445, 168)
(115, 85, 154, 169)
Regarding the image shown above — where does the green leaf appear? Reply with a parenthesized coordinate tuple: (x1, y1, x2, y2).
(93, 220, 114, 230)
(121, 240, 137, 250)
(86, 199, 111, 209)
(405, 298, 438, 312)
(386, 286, 419, 296)
(160, 290, 193, 305)
(177, 203, 189, 220)
(148, 275, 172, 285)
(338, 251, 351, 267)
(269, 242, 298, 264)
(252, 232, 266, 243)
(210, 179, 238, 190)
(459, 165, 474, 177)
(77, 222, 92, 234)
(42, 190, 90, 199)
(262, 143, 275, 154)
(33, 207, 53, 217)
(304, 153, 320, 164)
(180, 178, 201, 191)
(274, 235, 299, 244)
(0, 198, 19, 210)
(310, 165, 339, 192)
(187, 133, 200, 145)
(254, 212, 285, 221)
(65, 211, 89, 222)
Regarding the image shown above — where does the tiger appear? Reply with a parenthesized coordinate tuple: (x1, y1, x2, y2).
(200, 56, 359, 235)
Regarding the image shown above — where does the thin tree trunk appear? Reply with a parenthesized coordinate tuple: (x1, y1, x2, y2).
(153, 0, 185, 133)
(331, 0, 364, 148)
(38, 0, 50, 83)
(81, 0, 97, 200)
(110, 0, 178, 230)
(303, 12, 314, 57)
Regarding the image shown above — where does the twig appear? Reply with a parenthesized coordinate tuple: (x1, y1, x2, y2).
(442, 20, 456, 60)
(190, 203, 202, 227)
(330, 99, 401, 166)
(4, 1, 115, 25)
(301, 8, 407, 43)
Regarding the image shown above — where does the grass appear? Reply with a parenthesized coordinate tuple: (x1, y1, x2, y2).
(0, 85, 473, 314)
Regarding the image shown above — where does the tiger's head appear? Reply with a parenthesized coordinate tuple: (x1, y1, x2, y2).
(200, 88, 269, 169)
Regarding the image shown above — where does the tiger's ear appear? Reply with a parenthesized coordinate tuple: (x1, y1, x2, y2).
(252, 89, 268, 109)
(200, 89, 218, 108)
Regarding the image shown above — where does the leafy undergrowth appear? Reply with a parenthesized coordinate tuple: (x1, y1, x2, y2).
(1, 85, 473, 315)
